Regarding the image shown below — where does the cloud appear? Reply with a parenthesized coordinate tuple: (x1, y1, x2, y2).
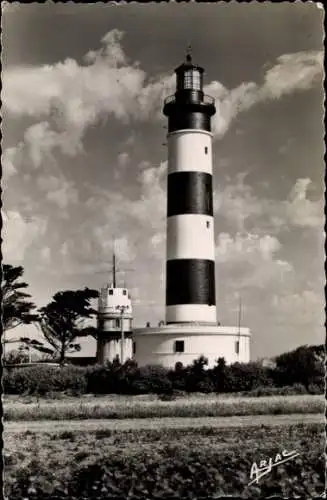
(92, 230, 136, 263)
(2, 30, 175, 190)
(215, 173, 262, 231)
(35, 172, 79, 211)
(117, 152, 130, 167)
(215, 231, 293, 293)
(24, 121, 83, 166)
(262, 51, 324, 99)
(271, 289, 325, 327)
(2, 30, 172, 149)
(216, 232, 281, 263)
(131, 161, 167, 228)
(2, 147, 18, 187)
(285, 178, 323, 228)
(2, 210, 48, 262)
(52, 159, 167, 279)
(4, 29, 322, 164)
(215, 175, 323, 233)
(206, 50, 323, 138)
(40, 246, 51, 264)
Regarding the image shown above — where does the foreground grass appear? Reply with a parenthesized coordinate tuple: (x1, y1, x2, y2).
(4, 394, 324, 421)
(4, 422, 325, 498)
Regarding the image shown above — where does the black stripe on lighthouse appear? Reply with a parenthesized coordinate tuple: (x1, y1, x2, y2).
(166, 259, 216, 306)
(167, 171, 213, 217)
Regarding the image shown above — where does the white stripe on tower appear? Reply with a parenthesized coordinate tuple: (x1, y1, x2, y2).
(167, 130, 213, 174)
(166, 214, 215, 261)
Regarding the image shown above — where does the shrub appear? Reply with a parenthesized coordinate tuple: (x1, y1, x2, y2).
(133, 364, 172, 394)
(307, 383, 325, 395)
(84, 364, 112, 394)
(273, 344, 324, 389)
(3, 365, 87, 396)
(221, 362, 274, 393)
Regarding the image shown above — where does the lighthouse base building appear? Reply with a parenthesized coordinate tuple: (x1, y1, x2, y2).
(134, 324, 250, 369)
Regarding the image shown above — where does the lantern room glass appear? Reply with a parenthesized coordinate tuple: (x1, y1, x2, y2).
(177, 69, 202, 91)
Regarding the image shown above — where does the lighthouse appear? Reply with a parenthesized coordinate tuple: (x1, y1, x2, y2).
(133, 52, 251, 368)
(163, 52, 216, 325)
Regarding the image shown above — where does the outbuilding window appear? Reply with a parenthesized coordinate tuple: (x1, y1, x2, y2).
(174, 340, 185, 353)
(133, 341, 136, 355)
(123, 290, 127, 295)
(109, 290, 113, 295)
(235, 341, 240, 355)
(115, 319, 120, 328)
(204, 146, 208, 154)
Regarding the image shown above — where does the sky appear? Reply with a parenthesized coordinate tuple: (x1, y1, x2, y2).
(2, 2, 325, 360)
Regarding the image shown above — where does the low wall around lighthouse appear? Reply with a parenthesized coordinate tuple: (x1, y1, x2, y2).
(133, 324, 251, 369)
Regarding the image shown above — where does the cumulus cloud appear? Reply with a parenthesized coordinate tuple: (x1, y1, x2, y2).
(216, 232, 281, 263)
(34, 172, 79, 211)
(206, 50, 323, 138)
(215, 175, 323, 232)
(215, 230, 293, 293)
(131, 161, 167, 227)
(262, 51, 324, 99)
(2, 210, 48, 262)
(2, 30, 172, 154)
(3, 31, 323, 171)
(215, 173, 262, 231)
(271, 289, 325, 327)
(2, 147, 18, 187)
(54, 158, 167, 279)
(285, 178, 323, 228)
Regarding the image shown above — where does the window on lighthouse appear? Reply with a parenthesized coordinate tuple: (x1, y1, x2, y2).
(174, 340, 185, 353)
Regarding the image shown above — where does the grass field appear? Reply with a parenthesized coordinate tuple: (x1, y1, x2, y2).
(5, 413, 322, 433)
(4, 421, 325, 498)
(4, 394, 324, 421)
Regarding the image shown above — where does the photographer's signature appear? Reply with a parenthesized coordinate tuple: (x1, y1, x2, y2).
(248, 449, 300, 486)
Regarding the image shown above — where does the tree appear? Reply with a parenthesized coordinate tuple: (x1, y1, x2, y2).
(32, 288, 99, 364)
(186, 355, 213, 392)
(273, 344, 324, 390)
(2, 264, 38, 332)
(211, 357, 227, 393)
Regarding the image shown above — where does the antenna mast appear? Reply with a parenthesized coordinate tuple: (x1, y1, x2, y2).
(186, 42, 192, 63)
(112, 239, 116, 288)
(237, 295, 242, 355)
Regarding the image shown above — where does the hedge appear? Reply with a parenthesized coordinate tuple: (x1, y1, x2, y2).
(3, 353, 324, 397)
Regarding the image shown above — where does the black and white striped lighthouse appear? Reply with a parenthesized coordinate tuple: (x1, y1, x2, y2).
(163, 52, 217, 325)
(134, 53, 251, 368)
